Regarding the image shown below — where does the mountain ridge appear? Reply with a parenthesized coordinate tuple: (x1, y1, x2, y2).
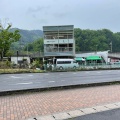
(10, 28, 43, 44)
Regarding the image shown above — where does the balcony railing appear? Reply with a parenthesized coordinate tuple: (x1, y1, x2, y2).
(45, 47, 73, 52)
(44, 47, 74, 56)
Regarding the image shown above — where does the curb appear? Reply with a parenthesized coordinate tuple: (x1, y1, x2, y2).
(26, 102, 120, 120)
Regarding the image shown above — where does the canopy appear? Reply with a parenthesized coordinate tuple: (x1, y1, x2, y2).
(86, 56, 102, 60)
(75, 57, 85, 61)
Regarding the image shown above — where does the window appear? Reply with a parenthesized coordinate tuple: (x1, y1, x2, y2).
(57, 61, 71, 64)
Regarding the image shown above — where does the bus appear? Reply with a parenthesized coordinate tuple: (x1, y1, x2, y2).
(55, 59, 79, 70)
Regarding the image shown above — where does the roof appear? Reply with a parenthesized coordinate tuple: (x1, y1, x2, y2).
(57, 59, 74, 61)
(75, 57, 84, 61)
(86, 56, 102, 60)
(43, 25, 74, 31)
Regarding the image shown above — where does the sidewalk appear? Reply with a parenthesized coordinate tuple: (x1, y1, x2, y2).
(0, 84, 120, 120)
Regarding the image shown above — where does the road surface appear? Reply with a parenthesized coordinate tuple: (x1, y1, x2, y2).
(70, 108, 120, 120)
(0, 70, 120, 92)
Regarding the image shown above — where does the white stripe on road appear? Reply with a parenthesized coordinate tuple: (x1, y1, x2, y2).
(28, 75, 33, 76)
(73, 73, 77, 74)
(10, 76, 21, 78)
(45, 74, 49, 75)
(13, 82, 33, 85)
(59, 74, 63, 75)
(48, 81, 55, 83)
(85, 72, 90, 74)
(97, 72, 101, 73)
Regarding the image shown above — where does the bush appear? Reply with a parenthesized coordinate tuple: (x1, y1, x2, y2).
(0, 61, 12, 68)
(5, 60, 11, 67)
(32, 60, 40, 68)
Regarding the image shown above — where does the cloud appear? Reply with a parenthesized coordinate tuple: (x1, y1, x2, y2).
(1, 0, 120, 32)
(39, 19, 48, 24)
(53, 12, 69, 18)
(27, 6, 50, 14)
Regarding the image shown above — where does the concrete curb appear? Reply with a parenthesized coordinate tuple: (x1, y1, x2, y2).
(26, 102, 120, 120)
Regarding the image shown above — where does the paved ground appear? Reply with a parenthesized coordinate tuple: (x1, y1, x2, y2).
(1, 84, 120, 120)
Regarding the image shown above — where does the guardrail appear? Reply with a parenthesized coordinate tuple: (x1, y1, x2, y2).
(45, 63, 120, 71)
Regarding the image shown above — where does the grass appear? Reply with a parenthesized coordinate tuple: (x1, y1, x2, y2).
(0, 66, 120, 74)
(0, 68, 45, 74)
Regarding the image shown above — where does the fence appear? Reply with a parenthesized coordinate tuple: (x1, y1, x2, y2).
(1, 62, 120, 73)
(46, 63, 120, 71)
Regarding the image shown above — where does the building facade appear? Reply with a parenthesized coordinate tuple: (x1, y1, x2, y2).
(43, 25, 75, 59)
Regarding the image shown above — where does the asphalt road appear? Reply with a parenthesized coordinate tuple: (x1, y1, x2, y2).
(0, 70, 120, 92)
(70, 108, 120, 120)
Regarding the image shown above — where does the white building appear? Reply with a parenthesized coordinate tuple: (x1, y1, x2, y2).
(11, 56, 30, 64)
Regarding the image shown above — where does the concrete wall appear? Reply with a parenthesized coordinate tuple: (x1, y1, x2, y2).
(11, 56, 30, 64)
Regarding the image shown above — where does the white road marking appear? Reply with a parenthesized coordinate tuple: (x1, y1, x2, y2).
(45, 74, 49, 75)
(60, 74, 63, 75)
(14, 82, 33, 85)
(73, 73, 77, 74)
(97, 72, 101, 73)
(28, 75, 33, 76)
(85, 72, 90, 74)
(48, 81, 55, 83)
(10, 76, 21, 78)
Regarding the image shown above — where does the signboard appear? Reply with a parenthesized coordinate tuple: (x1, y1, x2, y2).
(44, 40, 58, 44)
(44, 39, 74, 44)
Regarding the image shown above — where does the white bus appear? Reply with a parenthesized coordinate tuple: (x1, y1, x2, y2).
(55, 59, 79, 70)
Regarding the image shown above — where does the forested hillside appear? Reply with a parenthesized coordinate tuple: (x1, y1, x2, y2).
(75, 28, 120, 52)
(10, 28, 43, 43)
(10, 28, 120, 52)
(10, 28, 43, 51)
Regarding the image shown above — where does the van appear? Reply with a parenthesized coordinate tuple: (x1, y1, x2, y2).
(56, 59, 79, 70)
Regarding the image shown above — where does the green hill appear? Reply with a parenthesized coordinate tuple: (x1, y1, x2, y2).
(11, 28, 43, 44)
(10, 28, 43, 51)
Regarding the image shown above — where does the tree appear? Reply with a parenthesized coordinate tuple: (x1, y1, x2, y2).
(74, 28, 120, 52)
(24, 38, 44, 52)
(0, 23, 21, 60)
(33, 38, 44, 52)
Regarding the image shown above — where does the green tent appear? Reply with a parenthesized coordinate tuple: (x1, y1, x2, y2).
(86, 56, 102, 60)
(75, 57, 84, 61)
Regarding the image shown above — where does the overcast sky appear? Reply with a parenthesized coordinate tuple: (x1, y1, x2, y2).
(0, 0, 120, 32)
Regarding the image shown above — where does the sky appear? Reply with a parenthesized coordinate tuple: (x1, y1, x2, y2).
(0, 0, 120, 32)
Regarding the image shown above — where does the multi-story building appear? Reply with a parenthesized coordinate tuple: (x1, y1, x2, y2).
(43, 25, 75, 60)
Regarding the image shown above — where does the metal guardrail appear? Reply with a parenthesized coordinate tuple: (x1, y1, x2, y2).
(12, 51, 44, 57)
(45, 63, 120, 71)
(79, 64, 120, 69)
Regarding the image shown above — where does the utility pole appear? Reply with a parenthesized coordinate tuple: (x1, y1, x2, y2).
(17, 50, 18, 64)
(95, 45, 98, 54)
(110, 41, 112, 52)
(27, 44, 28, 56)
